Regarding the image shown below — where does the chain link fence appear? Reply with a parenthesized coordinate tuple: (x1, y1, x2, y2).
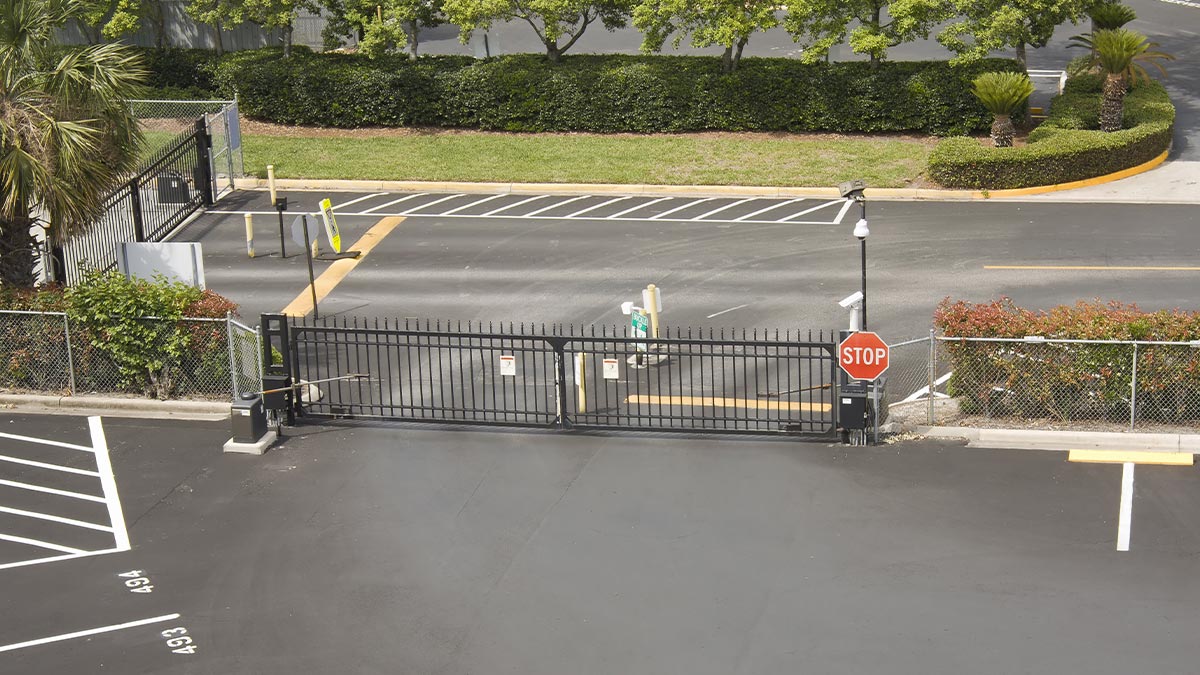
(0, 310, 261, 401)
(883, 333, 1200, 432)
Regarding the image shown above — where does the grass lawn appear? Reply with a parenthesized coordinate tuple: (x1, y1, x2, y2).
(237, 129, 934, 188)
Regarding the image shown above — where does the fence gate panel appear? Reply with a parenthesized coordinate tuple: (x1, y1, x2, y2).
(277, 316, 837, 436)
(288, 318, 560, 427)
(564, 328, 836, 435)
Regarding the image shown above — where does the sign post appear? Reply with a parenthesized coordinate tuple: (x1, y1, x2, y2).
(319, 198, 342, 254)
(298, 215, 319, 319)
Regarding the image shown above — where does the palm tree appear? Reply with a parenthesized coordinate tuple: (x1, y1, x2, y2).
(1090, 28, 1173, 132)
(1089, 2, 1136, 31)
(971, 72, 1034, 148)
(0, 0, 146, 287)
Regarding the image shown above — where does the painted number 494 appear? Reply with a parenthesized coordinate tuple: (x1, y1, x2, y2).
(161, 627, 197, 655)
(118, 569, 153, 594)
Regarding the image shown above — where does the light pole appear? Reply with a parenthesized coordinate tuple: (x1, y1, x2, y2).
(839, 180, 868, 330)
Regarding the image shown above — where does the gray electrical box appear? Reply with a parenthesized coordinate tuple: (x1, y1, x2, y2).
(230, 393, 267, 443)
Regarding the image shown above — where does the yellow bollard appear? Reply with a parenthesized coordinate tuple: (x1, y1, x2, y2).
(244, 213, 255, 258)
(646, 283, 661, 339)
(267, 164, 277, 204)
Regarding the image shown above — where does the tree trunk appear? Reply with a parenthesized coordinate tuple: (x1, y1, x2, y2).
(990, 114, 1015, 147)
(284, 23, 294, 58)
(0, 217, 40, 288)
(731, 37, 747, 73)
(721, 46, 733, 73)
(1099, 74, 1127, 132)
(408, 21, 419, 57)
(1015, 41, 1027, 70)
(546, 41, 561, 64)
(212, 22, 225, 56)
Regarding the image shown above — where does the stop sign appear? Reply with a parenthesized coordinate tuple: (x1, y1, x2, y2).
(838, 331, 890, 381)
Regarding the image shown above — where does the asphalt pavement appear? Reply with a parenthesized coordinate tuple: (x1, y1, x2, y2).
(193, 190, 1200, 344)
(1, 415, 1196, 674)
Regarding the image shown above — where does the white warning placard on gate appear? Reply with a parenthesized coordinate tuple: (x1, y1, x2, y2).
(602, 358, 619, 380)
(499, 355, 516, 376)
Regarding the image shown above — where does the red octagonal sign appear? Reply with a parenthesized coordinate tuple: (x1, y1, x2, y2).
(838, 331, 890, 381)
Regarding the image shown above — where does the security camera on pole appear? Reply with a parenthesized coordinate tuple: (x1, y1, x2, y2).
(835, 180, 887, 445)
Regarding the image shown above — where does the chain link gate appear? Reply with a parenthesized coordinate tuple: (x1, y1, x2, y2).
(263, 315, 838, 437)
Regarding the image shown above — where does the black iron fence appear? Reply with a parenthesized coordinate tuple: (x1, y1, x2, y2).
(265, 315, 838, 437)
(59, 120, 213, 284)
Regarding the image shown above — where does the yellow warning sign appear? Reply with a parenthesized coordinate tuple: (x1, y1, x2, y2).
(318, 198, 342, 253)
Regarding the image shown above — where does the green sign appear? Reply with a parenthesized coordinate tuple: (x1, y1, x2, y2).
(631, 312, 649, 351)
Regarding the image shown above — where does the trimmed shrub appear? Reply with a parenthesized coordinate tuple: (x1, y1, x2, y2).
(927, 78, 1173, 189)
(209, 49, 1021, 135)
(0, 273, 239, 399)
(138, 48, 224, 98)
(934, 298, 1200, 423)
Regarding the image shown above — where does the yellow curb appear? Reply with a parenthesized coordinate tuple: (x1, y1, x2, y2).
(1067, 449, 1194, 465)
(235, 148, 1169, 201)
(976, 148, 1170, 198)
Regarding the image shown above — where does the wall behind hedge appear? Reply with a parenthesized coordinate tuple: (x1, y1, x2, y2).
(192, 48, 1020, 135)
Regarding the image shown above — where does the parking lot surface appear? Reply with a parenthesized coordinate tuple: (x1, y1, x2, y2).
(2, 414, 1197, 674)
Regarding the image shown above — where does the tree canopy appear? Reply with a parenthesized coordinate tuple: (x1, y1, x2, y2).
(442, 0, 634, 62)
(939, 0, 1093, 67)
(633, 0, 780, 72)
(783, 0, 955, 64)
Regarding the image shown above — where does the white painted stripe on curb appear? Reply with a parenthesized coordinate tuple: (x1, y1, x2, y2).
(523, 194, 592, 216)
(0, 613, 181, 653)
(565, 196, 631, 218)
(440, 193, 506, 215)
(1118, 462, 1134, 551)
(780, 199, 846, 221)
(693, 198, 754, 220)
(481, 194, 547, 216)
(733, 198, 805, 222)
(91, 417, 131, 552)
(607, 197, 672, 219)
(651, 198, 715, 219)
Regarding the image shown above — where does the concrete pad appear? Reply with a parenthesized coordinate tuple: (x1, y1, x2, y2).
(223, 429, 278, 455)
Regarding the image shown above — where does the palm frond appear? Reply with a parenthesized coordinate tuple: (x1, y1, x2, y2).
(971, 72, 1034, 116)
(1089, 2, 1137, 30)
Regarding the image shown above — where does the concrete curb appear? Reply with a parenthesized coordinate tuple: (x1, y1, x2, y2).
(914, 425, 1200, 454)
(231, 148, 1177, 202)
(0, 393, 229, 418)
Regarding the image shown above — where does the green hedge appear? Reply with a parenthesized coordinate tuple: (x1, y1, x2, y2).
(927, 76, 1174, 189)
(206, 49, 1020, 135)
(138, 48, 224, 99)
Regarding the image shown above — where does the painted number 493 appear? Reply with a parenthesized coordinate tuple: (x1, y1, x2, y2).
(161, 627, 197, 655)
(118, 569, 153, 594)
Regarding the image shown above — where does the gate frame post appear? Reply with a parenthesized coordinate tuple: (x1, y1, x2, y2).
(551, 337, 570, 430)
(194, 119, 214, 207)
(260, 313, 295, 425)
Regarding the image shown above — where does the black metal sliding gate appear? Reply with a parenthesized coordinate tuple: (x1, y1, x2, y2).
(264, 314, 838, 437)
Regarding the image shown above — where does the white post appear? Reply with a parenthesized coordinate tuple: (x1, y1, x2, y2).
(244, 213, 255, 258)
(267, 164, 277, 203)
(646, 283, 661, 339)
(576, 352, 587, 413)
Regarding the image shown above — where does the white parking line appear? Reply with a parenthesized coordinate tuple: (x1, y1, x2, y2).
(1117, 462, 1134, 551)
(441, 194, 507, 215)
(779, 199, 846, 222)
(0, 613, 181, 654)
(606, 197, 672, 219)
(651, 198, 716, 219)
(691, 198, 754, 220)
(0, 479, 105, 503)
(90, 417, 130, 552)
(523, 194, 592, 216)
(359, 193, 429, 213)
(0, 431, 95, 454)
(0, 454, 100, 476)
(0, 547, 123, 572)
(481, 195, 548, 216)
(0, 533, 84, 554)
(733, 198, 804, 222)
(406, 193, 464, 213)
(565, 196, 631, 218)
(0, 505, 114, 532)
(331, 193, 387, 211)
(833, 199, 855, 224)
(706, 304, 750, 319)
